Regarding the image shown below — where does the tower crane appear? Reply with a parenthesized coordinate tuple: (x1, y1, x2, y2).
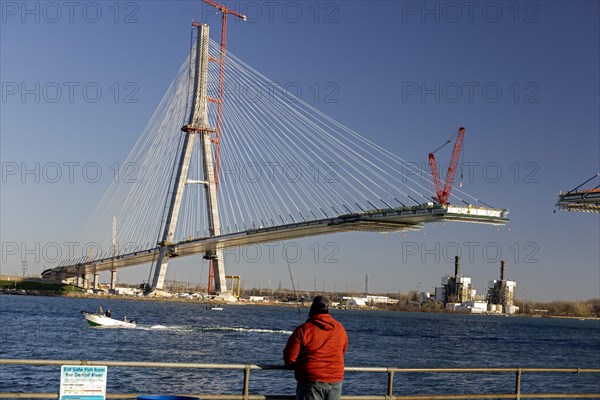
(202, 0, 246, 189)
(428, 127, 465, 204)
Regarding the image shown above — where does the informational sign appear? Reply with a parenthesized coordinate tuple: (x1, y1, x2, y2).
(59, 365, 107, 400)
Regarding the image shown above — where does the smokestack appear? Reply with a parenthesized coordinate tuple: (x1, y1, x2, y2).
(500, 260, 505, 281)
(454, 256, 460, 277)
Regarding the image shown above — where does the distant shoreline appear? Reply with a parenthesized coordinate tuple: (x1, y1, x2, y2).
(2, 290, 599, 320)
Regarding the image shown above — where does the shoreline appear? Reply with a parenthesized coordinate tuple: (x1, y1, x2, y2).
(2, 290, 599, 320)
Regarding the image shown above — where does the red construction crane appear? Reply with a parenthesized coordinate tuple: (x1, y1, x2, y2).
(202, 0, 246, 189)
(201, 0, 246, 294)
(428, 127, 465, 204)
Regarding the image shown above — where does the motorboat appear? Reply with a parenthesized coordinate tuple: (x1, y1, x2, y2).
(81, 310, 137, 328)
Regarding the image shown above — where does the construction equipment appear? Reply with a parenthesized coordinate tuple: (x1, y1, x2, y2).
(428, 127, 465, 204)
(202, 0, 246, 189)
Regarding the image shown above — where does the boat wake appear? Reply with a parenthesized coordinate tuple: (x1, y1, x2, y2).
(136, 325, 194, 332)
(107, 324, 291, 334)
(200, 326, 293, 335)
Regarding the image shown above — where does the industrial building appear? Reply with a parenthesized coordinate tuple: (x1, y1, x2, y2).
(434, 256, 477, 305)
(427, 257, 519, 315)
(487, 261, 519, 314)
(342, 295, 398, 307)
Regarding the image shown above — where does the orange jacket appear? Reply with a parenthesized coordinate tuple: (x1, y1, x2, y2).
(283, 313, 348, 383)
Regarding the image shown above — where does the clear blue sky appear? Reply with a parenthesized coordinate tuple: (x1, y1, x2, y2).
(1, 1, 598, 301)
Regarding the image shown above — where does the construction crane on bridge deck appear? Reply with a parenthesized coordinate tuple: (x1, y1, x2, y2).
(428, 127, 465, 205)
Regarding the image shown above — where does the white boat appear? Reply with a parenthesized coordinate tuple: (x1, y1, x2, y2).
(81, 311, 137, 328)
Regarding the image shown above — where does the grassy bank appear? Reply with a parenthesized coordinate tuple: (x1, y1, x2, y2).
(0, 279, 82, 293)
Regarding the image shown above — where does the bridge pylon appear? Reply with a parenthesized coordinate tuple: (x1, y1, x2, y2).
(149, 23, 232, 300)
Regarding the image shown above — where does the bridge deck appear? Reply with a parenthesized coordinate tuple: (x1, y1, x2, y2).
(42, 204, 508, 280)
(556, 189, 600, 213)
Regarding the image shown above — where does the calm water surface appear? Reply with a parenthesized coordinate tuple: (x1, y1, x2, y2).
(1, 295, 599, 396)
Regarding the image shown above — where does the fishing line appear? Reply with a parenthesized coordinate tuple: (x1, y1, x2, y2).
(283, 241, 303, 324)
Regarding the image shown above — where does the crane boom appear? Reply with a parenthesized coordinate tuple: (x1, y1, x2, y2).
(428, 127, 465, 204)
(428, 151, 443, 203)
(203, 0, 246, 20)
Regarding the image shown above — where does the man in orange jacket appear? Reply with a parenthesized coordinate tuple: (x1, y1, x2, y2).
(283, 296, 348, 400)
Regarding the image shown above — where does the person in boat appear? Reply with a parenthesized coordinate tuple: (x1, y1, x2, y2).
(105, 309, 111, 318)
(283, 295, 348, 400)
(122, 316, 128, 322)
(98, 307, 103, 315)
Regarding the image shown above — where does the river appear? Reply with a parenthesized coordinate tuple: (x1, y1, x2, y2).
(1, 294, 599, 397)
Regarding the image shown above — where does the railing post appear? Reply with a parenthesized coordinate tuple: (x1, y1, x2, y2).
(243, 364, 251, 400)
(387, 370, 394, 399)
(515, 368, 522, 400)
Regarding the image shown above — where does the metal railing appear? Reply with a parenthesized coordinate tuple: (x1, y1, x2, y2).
(1, 359, 599, 399)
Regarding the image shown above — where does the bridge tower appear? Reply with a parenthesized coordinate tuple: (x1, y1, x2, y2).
(150, 23, 231, 299)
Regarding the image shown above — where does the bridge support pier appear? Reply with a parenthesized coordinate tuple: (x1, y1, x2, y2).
(212, 248, 226, 293)
(110, 269, 117, 291)
(93, 270, 99, 290)
(75, 269, 82, 288)
(151, 247, 170, 291)
(206, 247, 234, 300)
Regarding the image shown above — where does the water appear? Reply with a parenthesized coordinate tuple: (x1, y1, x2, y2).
(1, 295, 599, 397)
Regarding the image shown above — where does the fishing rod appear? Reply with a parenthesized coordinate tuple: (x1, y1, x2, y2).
(282, 242, 304, 324)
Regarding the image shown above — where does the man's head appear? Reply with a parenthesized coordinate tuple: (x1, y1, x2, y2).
(309, 295, 329, 317)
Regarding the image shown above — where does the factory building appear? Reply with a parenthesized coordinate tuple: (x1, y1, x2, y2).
(427, 257, 518, 314)
(342, 295, 398, 307)
(435, 256, 476, 305)
(487, 261, 519, 314)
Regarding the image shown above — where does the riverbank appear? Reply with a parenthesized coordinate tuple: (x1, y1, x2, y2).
(2, 289, 599, 320)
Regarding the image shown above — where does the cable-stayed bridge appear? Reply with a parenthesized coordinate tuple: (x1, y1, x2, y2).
(556, 174, 600, 213)
(42, 23, 508, 300)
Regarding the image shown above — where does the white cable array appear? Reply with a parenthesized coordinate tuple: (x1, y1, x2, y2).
(209, 40, 484, 234)
(71, 37, 491, 263)
(73, 51, 193, 261)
